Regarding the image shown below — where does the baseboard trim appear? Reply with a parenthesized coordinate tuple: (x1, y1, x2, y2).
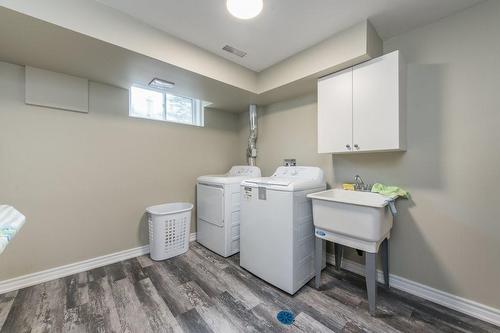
(0, 232, 197, 294)
(2, 235, 498, 327)
(326, 254, 500, 326)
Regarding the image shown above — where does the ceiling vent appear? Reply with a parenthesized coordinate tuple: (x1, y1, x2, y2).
(222, 45, 247, 58)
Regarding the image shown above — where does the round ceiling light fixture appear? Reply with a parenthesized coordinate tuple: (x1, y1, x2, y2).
(226, 0, 263, 20)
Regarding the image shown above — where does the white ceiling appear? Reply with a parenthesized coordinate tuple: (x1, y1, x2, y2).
(95, 0, 481, 72)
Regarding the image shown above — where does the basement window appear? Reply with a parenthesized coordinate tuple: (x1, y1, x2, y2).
(129, 85, 206, 126)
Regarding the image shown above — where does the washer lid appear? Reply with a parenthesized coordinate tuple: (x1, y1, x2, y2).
(197, 165, 261, 185)
(243, 177, 292, 187)
(198, 175, 255, 185)
(242, 166, 325, 192)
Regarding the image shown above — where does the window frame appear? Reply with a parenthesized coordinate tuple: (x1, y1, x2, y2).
(129, 84, 205, 127)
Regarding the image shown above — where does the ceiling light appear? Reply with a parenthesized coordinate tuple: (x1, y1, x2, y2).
(149, 78, 175, 90)
(226, 0, 263, 20)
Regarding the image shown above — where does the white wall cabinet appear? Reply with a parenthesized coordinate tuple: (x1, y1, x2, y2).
(317, 50, 405, 154)
(317, 67, 353, 153)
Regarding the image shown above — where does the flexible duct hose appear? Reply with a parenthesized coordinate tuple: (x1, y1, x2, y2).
(247, 104, 257, 166)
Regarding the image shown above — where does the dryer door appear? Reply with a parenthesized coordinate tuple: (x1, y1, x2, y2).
(197, 183, 224, 227)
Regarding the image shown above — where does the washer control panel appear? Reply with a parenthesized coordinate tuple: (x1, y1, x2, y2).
(272, 166, 323, 180)
(228, 166, 261, 177)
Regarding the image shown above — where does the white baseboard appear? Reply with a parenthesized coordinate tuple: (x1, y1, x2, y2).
(326, 254, 500, 327)
(0, 232, 197, 295)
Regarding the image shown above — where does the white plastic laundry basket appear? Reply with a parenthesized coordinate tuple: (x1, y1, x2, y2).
(146, 202, 193, 261)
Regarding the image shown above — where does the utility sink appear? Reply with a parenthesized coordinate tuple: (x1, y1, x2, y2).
(307, 189, 393, 253)
(309, 188, 394, 315)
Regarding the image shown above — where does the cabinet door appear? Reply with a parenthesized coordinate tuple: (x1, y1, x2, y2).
(317, 67, 353, 153)
(353, 51, 400, 152)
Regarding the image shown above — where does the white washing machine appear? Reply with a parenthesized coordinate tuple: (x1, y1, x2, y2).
(197, 166, 261, 257)
(240, 166, 326, 294)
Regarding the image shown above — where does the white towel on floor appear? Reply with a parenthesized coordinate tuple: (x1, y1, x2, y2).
(0, 205, 26, 254)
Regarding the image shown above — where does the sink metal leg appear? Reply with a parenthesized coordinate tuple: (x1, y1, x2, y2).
(381, 238, 389, 288)
(334, 243, 343, 270)
(365, 252, 377, 315)
(315, 237, 324, 289)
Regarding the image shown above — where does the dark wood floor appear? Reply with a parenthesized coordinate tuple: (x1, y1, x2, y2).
(1, 243, 498, 333)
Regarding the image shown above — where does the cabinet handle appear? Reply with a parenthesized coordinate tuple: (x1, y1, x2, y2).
(354, 144, 359, 149)
(346, 144, 351, 150)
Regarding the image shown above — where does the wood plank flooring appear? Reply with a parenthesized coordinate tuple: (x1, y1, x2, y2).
(1, 242, 499, 332)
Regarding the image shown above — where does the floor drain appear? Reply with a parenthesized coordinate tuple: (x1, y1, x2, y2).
(276, 310, 295, 325)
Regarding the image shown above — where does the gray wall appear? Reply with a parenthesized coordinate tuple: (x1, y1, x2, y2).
(239, 0, 500, 308)
(0, 61, 242, 281)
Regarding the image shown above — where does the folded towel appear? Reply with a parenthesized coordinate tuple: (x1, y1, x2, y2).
(0, 205, 26, 254)
(371, 183, 409, 200)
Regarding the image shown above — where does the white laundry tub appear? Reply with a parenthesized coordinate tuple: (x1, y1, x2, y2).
(307, 189, 393, 253)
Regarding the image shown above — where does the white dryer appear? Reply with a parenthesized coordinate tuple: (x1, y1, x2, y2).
(197, 166, 261, 257)
(240, 166, 326, 294)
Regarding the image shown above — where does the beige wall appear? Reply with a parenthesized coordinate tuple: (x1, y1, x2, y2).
(0, 62, 242, 281)
(239, 0, 500, 308)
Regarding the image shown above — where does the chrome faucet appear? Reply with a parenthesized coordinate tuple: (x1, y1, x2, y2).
(354, 175, 371, 191)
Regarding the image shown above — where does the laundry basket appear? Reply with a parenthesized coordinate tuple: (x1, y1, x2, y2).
(146, 202, 193, 261)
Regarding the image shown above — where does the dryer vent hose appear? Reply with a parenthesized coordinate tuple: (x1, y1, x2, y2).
(247, 104, 257, 166)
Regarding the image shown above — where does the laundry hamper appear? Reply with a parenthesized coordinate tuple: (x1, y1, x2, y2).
(146, 202, 193, 261)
